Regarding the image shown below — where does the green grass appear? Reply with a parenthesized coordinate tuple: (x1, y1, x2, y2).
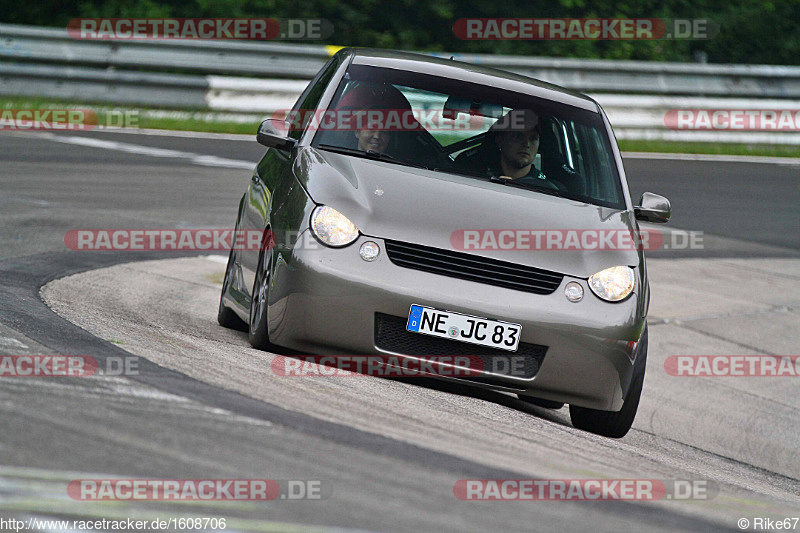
(3, 96, 799, 157)
(0, 96, 261, 135)
(134, 116, 259, 134)
(618, 139, 800, 158)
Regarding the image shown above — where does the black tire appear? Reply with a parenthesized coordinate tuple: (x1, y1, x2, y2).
(569, 326, 648, 438)
(217, 248, 247, 331)
(248, 248, 272, 350)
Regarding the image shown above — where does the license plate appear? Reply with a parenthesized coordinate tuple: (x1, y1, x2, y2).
(406, 304, 521, 352)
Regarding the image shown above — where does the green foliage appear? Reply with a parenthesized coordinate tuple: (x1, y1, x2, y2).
(1, 0, 797, 64)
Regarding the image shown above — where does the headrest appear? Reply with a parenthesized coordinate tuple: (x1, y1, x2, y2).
(336, 83, 412, 111)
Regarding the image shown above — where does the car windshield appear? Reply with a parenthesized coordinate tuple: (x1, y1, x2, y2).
(311, 64, 626, 209)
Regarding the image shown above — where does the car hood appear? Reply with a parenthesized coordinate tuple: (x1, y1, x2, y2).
(295, 147, 640, 279)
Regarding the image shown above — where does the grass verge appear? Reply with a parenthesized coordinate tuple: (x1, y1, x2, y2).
(617, 140, 800, 158)
(3, 97, 799, 157)
(1, 97, 261, 135)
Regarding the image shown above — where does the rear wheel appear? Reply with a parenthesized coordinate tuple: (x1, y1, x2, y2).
(217, 248, 246, 331)
(569, 327, 648, 438)
(248, 248, 272, 350)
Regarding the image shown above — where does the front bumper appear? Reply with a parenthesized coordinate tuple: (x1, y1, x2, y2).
(267, 232, 646, 411)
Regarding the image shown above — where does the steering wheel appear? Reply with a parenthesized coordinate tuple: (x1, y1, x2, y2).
(539, 176, 569, 193)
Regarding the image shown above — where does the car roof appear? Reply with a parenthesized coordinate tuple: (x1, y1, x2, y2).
(345, 48, 600, 113)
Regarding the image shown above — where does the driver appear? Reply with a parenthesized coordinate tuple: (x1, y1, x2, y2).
(490, 109, 548, 183)
(334, 82, 413, 154)
(355, 127, 390, 153)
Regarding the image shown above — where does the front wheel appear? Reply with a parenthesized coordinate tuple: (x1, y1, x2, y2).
(248, 248, 272, 350)
(569, 327, 648, 438)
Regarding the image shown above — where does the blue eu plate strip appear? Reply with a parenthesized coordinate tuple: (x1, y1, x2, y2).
(407, 305, 423, 332)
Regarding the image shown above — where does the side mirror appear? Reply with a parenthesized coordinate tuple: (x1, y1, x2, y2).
(635, 192, 671, 223)
(257, 119, 297, 151)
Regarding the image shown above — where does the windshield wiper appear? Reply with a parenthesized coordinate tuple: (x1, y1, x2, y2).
(317, 144, 429, 170)
(489, 176, 566, 198)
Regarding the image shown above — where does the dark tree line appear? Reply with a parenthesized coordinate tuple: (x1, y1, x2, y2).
(3, 0, 798, 65)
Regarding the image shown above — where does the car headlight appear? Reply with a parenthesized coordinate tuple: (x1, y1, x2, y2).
(310, 205, 359, 247)
(588, 266, 635, 302)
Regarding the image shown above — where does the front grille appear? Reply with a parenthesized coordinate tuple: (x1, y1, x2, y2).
(384, 240, 564, 295)
(374, 313, 547, 379)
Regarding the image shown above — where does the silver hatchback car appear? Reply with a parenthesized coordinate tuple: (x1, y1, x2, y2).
(218, 48, 671, 438)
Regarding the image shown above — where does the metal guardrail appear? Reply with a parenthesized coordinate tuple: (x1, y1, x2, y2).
(438, 54, 800, 98)
(2, 23, 800, 143)
(4, 23, 800, 97)
(0, 62, 210, 108)
(0, 24, 331, 78)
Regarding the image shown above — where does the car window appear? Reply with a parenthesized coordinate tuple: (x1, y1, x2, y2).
(288, 55, 341, 141)
(393, 86, 502, 147)
(311, 64, 625, 210)
(570, 120, 620, 202)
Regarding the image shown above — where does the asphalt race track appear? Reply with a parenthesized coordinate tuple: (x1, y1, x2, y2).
(1, 129, 799, 532)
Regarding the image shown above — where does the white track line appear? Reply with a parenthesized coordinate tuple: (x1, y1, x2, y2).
(34, 133, 254, 169)
(93, 127, 253, 141)
(621, 151, 800, 166)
